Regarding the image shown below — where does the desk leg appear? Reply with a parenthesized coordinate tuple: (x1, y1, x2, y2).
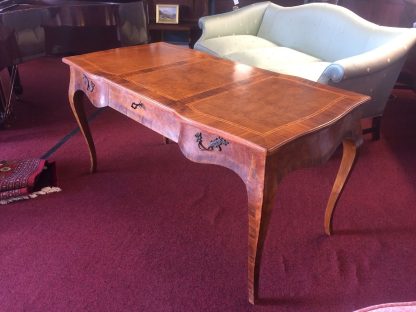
(69, 90, 97, 173)
(176, 127, 279, 304)
(246, 165, 278, 304)
(324, 138, 359, 235)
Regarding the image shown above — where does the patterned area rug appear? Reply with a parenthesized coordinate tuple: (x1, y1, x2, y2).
(0, 159, 61, 204)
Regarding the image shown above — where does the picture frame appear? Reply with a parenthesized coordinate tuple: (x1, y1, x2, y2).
(156, 4, 179, 24)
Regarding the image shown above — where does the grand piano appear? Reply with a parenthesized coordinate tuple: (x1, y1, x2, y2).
(0, 0, 149, 126)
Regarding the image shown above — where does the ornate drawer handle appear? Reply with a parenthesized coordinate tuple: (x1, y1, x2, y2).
(82, 74, 95, 92)
(195, 132, 229, 152)
(131, 101, 145, 110)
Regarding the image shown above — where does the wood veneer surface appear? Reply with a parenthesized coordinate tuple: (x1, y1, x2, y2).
(64, 43, 369, 152)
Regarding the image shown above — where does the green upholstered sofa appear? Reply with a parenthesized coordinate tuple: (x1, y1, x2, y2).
(194, 2, 416, 138)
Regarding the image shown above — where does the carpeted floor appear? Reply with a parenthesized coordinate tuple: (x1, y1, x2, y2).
(1, 56, 416, 312)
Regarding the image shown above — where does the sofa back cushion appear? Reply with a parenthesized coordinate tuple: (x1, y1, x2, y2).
(257, 3, 402, 62)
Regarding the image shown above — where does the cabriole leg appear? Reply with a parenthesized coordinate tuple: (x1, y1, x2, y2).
(324, 138, 359, 235)
(246, 170, 278, 304)
(69, 90, 97, 173)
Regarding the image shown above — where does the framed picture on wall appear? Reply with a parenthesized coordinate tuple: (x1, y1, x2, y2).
(156, 4, 179, 24)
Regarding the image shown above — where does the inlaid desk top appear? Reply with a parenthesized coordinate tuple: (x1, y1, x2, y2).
(63, 42, 368, 152)
(63, 42, 370, 305)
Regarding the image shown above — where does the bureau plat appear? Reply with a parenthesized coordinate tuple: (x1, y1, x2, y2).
(63, 42, 370, 304)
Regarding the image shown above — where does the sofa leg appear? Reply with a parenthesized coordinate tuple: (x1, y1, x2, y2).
(371, 116, 382, 140)
(362, 116, 382, 140)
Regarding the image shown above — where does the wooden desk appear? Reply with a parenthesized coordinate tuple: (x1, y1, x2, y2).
(63, 43, 369, 304)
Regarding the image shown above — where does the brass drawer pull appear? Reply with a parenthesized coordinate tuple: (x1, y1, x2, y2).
(82, 74, 95, 92)
(195, 132, 229, 152)
(131, 101, 145, 110)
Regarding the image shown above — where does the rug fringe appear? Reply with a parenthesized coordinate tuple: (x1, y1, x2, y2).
(0, 186, 62, 205)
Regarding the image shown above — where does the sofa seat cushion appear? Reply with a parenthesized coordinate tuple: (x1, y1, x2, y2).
(224, 46, 330, 82)
(195, 35, 278, 57)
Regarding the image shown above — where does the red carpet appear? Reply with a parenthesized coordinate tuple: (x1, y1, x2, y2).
(1, 57, 416, 311)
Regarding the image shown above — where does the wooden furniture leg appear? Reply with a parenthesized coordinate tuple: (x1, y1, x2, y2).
(245, 164, 278, 304)
(362, 116, 382, 140)
(370, 116, 382, 141)
(324, 138, 359, 235)
(69, 90, 97, 173)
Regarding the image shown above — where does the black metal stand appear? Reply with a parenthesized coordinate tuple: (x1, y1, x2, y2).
(0, 64, 18, 128)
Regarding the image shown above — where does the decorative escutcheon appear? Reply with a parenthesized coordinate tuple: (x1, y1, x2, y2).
(195, 132, 229, 152)
(131, 101, 145, 110)
(82, 74, 95, 92)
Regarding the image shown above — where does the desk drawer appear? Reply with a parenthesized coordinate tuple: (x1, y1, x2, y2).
(108, 87, 179, 140)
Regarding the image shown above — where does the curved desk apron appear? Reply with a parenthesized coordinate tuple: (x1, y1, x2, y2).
(63, 42, 370, 305)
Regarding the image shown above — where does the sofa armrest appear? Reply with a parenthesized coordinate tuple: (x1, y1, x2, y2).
(197, 2, 270, 41)
(319, 30, 416, 84)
